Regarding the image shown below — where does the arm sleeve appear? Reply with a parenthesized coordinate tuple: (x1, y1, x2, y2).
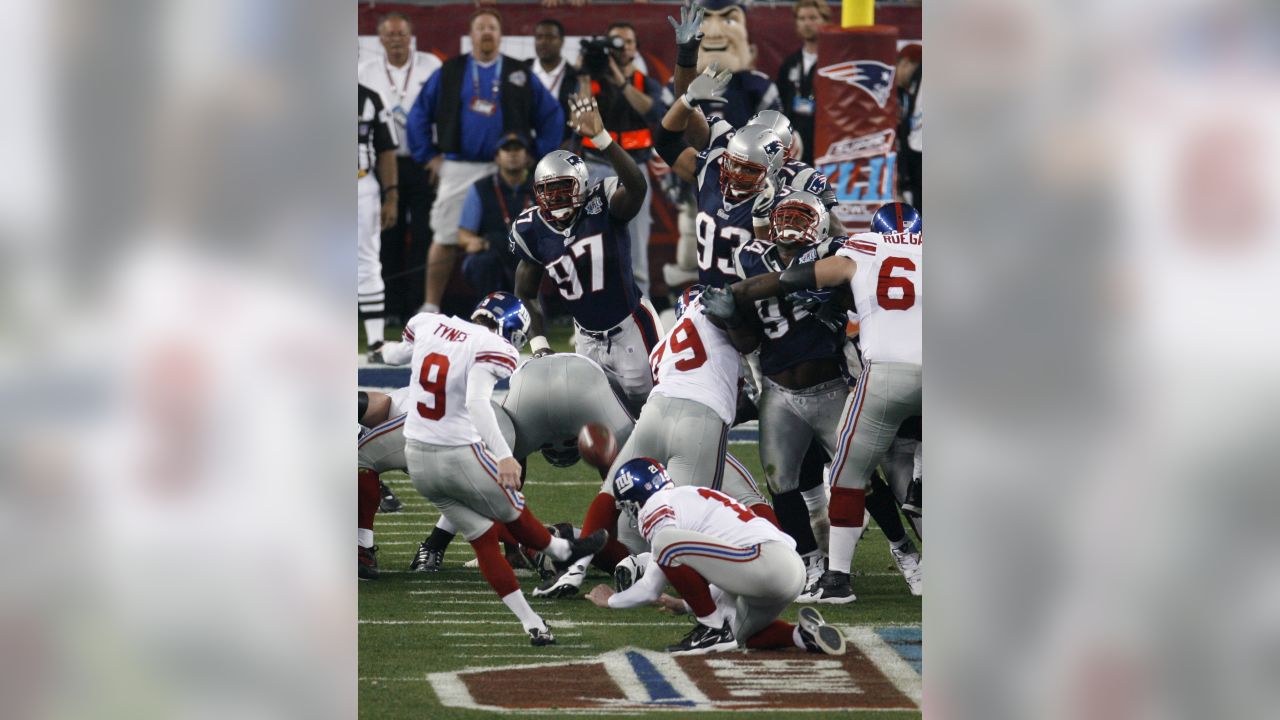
(607, 558, 668, 609)
(459, 185, 483, 233)
(466, 364, 514, 459)
(379, 340, 414, 366)
(531, 76, 566, 159)
(406, 72, 439, 164)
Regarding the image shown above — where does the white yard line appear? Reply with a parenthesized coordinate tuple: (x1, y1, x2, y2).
(843, 626, 922, 706)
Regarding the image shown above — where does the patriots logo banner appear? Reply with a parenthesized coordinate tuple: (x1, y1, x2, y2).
(816, 60, 896, 109)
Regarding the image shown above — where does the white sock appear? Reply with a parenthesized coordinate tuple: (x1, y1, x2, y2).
(828, 525, 865, 575)
(543, 536, 571, 562)
(501, 590, 546, 632)
(423, 302, 440, 313)
(363, 318, 385, 346)
(697, 607, 726, 630)
(358, 529, 374, 548)
(792, 625, 806, 650)
(801, 485, 829, 514)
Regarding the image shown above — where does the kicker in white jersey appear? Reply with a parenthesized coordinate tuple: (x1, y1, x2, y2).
(838, 231, 922, 366)
(402, 313, 519, 446)
(638, 485, 794, 552)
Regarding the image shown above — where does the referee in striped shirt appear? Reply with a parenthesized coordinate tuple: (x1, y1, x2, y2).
(359, 83, 399, 355)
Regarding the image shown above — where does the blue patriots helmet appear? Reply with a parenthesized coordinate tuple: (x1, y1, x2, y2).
(674, 284, 706, 320)
(471, 291, 532, 350)
(613, 457, 674, 521)
(870, 202, 922, 239)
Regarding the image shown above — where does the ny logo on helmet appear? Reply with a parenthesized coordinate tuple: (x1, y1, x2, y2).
(817, 60, 896, 109)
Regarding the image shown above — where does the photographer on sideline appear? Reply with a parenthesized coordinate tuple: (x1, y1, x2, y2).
(575, 23, 670, 296)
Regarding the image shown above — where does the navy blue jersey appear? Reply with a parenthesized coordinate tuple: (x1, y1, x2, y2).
(735, 236, 844, 377)
(692, 121, 777, 288)
(510, 178, 641, 331)
(751, 162, 837, 233)
(678, 70, 780, 129)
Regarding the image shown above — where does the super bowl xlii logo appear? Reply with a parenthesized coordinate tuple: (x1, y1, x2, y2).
(815, 129, 898, 224)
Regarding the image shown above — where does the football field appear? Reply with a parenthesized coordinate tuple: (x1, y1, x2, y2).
(359, 443, 922, 718)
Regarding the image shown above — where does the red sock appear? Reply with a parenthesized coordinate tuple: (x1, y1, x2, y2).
(358, 469, 379, 531)
(504, 507, 553, 550)
(661, 564, 717, 618)
(471, 526, 519, 597)
(829, 487, 867, 527)
(495, 524, 519, 547)
(746, 620, 797, 650)
(750, 503, 781, 529)
(581, 493, 620, 536)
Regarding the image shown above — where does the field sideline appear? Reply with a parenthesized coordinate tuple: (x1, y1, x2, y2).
(359, 443, 922, 718)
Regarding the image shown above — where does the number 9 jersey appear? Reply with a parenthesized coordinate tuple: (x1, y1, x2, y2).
(838, 231, 922, 366)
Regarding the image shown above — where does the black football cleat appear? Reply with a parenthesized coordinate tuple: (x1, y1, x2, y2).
(409, 540, 443, 572)
(358, 545, 380, 580)
(528, 626, 557, 646)
(667, 620, 737, 656)
(379, 481, 404, 513)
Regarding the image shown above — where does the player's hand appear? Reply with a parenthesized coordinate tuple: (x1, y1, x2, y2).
(668, 0, 705, 46)
(684, 63, 730, 105)
(655, 593, 690, 615)
(531, 346, 555, 359)
(699, 285, 737, 321)
(424, 155, 444, 187)
(569, 94, 604, 138)
(380, 198, 398, 230)
(496, 457, 522, 489)
(585, 584, 615, 608)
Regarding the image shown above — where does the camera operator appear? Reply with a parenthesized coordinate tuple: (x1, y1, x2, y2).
(575, 23, 670, 296)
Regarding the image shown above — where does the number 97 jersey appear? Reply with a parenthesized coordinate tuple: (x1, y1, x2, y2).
(838, 231, 922, 366)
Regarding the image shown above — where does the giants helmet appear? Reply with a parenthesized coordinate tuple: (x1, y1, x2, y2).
(674, 284, 705, 320)
(870, 202, 922, 238)
(721, 126, 786, 200)
(613, 457, 674, 521)
(770, 189, 829, 249)
(746, 109, 795, 158)
(533, 150, 591, 226)
(471, 291, 532, 350)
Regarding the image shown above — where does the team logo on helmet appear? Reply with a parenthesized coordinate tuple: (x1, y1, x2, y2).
(817, 60, 896, 108)
(763, 139, 785, 160)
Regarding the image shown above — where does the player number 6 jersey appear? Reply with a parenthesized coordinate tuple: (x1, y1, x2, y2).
(838, 231, 922, 366)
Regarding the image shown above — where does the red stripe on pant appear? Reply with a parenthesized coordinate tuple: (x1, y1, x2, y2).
(471, 525, 519, 597)
(358, 468, 380, 531)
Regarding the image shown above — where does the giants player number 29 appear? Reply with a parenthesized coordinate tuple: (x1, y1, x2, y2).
(649, 317, 708, 379)
(546, 234, 604, 301)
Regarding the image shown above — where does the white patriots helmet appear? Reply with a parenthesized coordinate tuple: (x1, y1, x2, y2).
(746, 109, 795, 158)
(769, 189, 829, 249)
(533, 150, 590, 227)
(721, 125, 786, 201)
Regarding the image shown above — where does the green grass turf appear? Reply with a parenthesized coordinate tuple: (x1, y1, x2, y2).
(360, 444, 921, 719)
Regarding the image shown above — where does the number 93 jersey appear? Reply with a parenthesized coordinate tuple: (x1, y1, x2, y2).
(837, 232, 922, 366)
(509, 179, 642, 332)
(647, 300, 741, 426)
(401, 312, 519, 446)
(692, 117, 774, 288)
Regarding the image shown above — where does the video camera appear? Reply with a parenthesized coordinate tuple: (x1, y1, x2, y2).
(580, 35, 625, 79)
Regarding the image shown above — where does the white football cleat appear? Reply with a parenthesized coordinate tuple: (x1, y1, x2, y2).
(890, 540, 923, 597)
(532, 565, 586, 598)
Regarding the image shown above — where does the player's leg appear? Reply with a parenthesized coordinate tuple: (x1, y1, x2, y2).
(758, 379, 824, 580)
(822, 363, 922, 602)
(607, 301, 663, 415)
(358, 176, 387, 348)
(721, 453, 777, 526)
(357, 467, 380, 580)
(648, 528, 747, 654)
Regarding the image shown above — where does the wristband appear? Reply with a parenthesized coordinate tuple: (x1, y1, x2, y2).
(530, 336, 550, 354)
(679, 94, 695, 110)
(676, 36, 702, 68)
(590, 131, 613, 151)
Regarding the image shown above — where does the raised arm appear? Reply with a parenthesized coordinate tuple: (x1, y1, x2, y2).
(654, 65, 732, 183)
(668, 0, 710, 148)
(569, 94, 646, 222)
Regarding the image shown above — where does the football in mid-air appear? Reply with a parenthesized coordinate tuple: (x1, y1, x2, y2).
(577, 423, 617, 470)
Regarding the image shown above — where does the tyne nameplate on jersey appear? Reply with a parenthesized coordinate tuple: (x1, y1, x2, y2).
(510, 178, 643, 332)
(838, 232, 922, 366)
(691, 117, 766, 288)
(736, 236, 846, 377)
